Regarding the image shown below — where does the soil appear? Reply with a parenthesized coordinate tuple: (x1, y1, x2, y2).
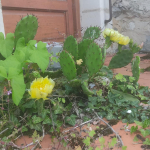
(14, 120, 150, 150)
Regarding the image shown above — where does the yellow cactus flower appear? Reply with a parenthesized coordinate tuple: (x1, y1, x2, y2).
(103, 28, 130, 45)
(118, 36, 130, 45)
(76, 59, 83, 65)
(110, 31, 121, 42)
(29, 76, 55, 100)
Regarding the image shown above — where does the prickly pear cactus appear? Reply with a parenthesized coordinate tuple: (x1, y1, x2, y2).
(130, 42, 141, 54)
(63, 36, 78, 61)
(81, 80, 95, 95)
(83, 26, 101, 40)
(132, 56, 140, 82)
(108, 50, 133, 69)
(77, 39, 93, 74)
(14, 15, 38, 47)
(86, 42, 103, 77)
(59, 51, 77, 81)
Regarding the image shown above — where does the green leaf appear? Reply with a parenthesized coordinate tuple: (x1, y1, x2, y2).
(29, 123, 42, 131)
(62, 98, 65, 103)
(109, 137, 117, 148)
(54, 105, 63, 115)
(99, 137, 105, 145)
(41, 109, 49, 119)
(83, 137, 91, 146)
(111, 89, 140, 106)
(89, 130, 96, 137)
(88, 147, 93, 150)
(0, 32, 4, 40)
(2, 55, 21, 72)
(0, 66, 7, 78)
(143, 138, 150, 145)
(65, 114, 77, 126)
(142, 119, 150, 129)
(134, 120, 143, 126)
(11, 73, 26, 106)
(32, 115, 43, 124)
(43, 116, 52, 125)
(122, 146, 127, 150)
(29, 41, 49, 72)
(106, 113, 116, 120)
(95, 147, 101, 150)
(28, 40, 37, 47)
(7, 67, 20, 80)
(15, 37, 26, 50)
(130, 126, 138, 134)
(22, 126, 28, 132)
(139, 129, 150, 137)
(133, 136, 139, 142)
(10, 114, 19, 126)
(22, 100, 35, 108)
(115, 73, 126, 82)
(0, 33, 14, 58)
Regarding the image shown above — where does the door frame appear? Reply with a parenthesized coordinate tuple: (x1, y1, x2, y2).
(1, 0, 81, 39)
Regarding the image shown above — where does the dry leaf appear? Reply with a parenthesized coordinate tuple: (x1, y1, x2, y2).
(75, 145, 82, 150)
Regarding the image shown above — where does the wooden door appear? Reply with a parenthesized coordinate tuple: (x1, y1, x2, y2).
(1, 0, 81, 42)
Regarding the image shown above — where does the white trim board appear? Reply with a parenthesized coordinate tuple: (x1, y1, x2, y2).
(0, 0, 5, 36)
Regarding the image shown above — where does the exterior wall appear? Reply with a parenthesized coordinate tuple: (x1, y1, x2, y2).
(79, 0, 118, 53)
(79, 0, 112, 39)
(0, 0, 5, 36)
(112, 0, 150, 52)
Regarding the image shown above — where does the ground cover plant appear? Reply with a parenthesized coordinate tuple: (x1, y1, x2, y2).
(0, 15, 150, 149)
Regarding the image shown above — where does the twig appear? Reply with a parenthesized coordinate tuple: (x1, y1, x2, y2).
(0, 128, 8, 135)
(7, 124, 27, 139)
(14, 135, 21, 141)
(93, 110, 124, 146)
(63, 119, 93, 133)
(7, 126, 45, 150)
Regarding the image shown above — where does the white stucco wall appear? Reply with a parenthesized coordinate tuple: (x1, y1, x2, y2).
(80, 0, 112, 32)
(79, 0, 116, 53)
(0, 0, 5, 36)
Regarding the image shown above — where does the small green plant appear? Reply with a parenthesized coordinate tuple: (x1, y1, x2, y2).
(131, 119, 150, 146)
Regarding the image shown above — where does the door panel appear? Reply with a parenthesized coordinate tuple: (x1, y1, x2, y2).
(1, 0, 80, 42)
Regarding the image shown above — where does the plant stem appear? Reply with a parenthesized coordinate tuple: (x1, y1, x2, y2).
(93, 110, 124, 146)
(118, 44, 122, 52)
(37, 99, 44, 116)
(49, 100, 56, 132)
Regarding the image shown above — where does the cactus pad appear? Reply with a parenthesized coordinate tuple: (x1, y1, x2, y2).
(77, 39, 93, 74)
(69, 79, 81, 88)
(83, 26, 101, 40)
(60, 51, 77, 81)
(132, 56, 140, 82)
(14, 15, 38, 47)
(108, 50, 133, 69)
(63, 35, 78, 61)
(86, 42, 103, 77)
(81, 80, 95, 95)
